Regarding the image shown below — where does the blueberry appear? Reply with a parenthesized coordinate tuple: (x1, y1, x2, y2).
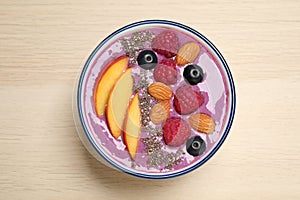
(137, 50, 158, 70)
(183, 64, 204, 85)
(186, 136, 206, 156)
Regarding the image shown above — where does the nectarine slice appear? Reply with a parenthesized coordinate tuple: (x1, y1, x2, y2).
(123, 93, 141, 160)
(94, 56, 129, 116)
(106, 68, 133, 139)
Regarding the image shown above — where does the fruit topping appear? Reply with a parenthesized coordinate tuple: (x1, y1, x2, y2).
(153, 59, 179, 85)
(147, 82, 173, 100)
(94, 56, 128, 116)
(173, 84, 204, 115)
(149, 100, 170, 125)
(106, 68, 133, 139)
(123, 93, 142, 160)
(183, 64, 204, 85)
(176, 42, 200, 66)
(137, 50, 158, 70)
(186, 136, 206, 157)
(163, 117, 191, 147)
(151, 30, 179, 58)
(189, 113, 215, 134)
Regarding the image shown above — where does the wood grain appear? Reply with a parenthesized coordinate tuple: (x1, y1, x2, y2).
(0, 0, 299, 199)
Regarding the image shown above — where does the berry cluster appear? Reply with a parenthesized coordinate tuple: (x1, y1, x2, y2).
(136, 30, 214, 157)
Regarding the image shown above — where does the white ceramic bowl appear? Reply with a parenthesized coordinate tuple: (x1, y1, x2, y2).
(73, 20, 236, 179)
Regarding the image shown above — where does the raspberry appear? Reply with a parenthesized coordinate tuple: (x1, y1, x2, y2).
(173, 84, 204, 115)
(163, 117, 191, 147)
(151, 31, 180, 58)
(153, 59, 179, 85)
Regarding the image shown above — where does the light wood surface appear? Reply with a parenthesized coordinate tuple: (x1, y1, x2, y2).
(1, 0, 299, 199)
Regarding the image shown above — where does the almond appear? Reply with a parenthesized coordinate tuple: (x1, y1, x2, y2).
(150, 101, 170, 124)
(176, 42, 200, 66)
(188, 113, 215, 134)
(148, 82, 173, 100)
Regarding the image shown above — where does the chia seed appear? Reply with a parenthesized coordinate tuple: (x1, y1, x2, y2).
(141, 135, 185, 169)
(141, 137, 162, 155)
(120, 31, 154, 63)
(131, 161, 136, 169)
(164, 149, 185, 170)
(133, 70, 156, 127)
(142, 126, 163, 137)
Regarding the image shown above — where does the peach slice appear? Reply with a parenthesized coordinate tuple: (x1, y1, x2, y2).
(106, 68, 133, 139)
(94, 56, 129, 116)
(123, 93, 141, 160)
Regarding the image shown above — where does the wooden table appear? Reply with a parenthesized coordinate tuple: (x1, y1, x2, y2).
(1, 0, 299, 199)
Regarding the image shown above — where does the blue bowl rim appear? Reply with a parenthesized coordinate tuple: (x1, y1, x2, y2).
(77, 19, 236, 179)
